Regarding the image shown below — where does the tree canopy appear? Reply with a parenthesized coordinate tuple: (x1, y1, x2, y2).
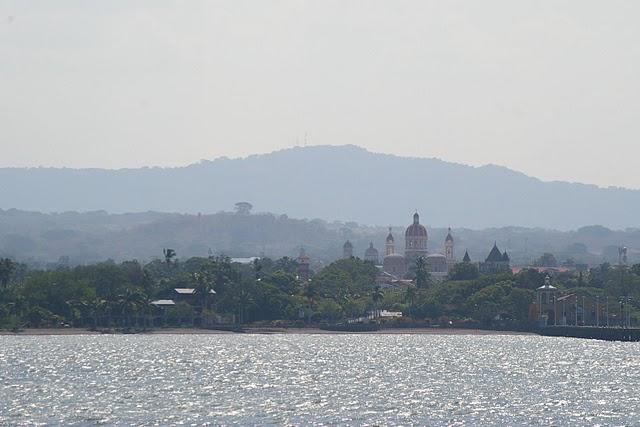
(1, 253, 640, 330)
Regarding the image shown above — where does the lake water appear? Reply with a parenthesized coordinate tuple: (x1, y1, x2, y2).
(1, 333, 639, 426)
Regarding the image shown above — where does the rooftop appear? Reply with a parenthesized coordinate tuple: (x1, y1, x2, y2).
(151, 299, 175, 306)
(174, 288, 216, 295)
(231, 257, 260, 264)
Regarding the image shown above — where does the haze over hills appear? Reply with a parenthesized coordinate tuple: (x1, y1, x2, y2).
(1, 145, 639, 230)
(1, 208, 639, 267)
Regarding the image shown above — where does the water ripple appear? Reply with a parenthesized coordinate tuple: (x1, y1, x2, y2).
(1, 334, 639, 425)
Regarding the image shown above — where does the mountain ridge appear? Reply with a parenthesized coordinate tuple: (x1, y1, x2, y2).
(1, 145, 638, 230)
(3, 144, 631, 191)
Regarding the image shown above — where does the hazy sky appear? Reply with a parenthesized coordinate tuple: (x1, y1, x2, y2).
(2, 1, 640, 188)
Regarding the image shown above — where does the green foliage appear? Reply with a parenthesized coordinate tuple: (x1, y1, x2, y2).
(448, 262, 479, 281)
(163, 248, 176, 265)
(263, 271, 300, 295)
(412, 295, 442, 319)
(534, 253, 558, 268)
(273, 257, 299, 275)
(429, 280, 482, 306)
(404, 286, 417, 307)
(414, 257, 430, 289)
(467, 283, 511, 325)
(2, 255, 640, 330)
(309, 258, 377, 301)
(504, 288, 534, 322)
(0, 258, 16, 289)
(514, 268, 546, 290)
(316, 298, 343, 321)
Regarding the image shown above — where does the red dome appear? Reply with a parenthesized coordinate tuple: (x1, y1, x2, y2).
(405, 212, 428, 238)
(405, 223, 427, 237)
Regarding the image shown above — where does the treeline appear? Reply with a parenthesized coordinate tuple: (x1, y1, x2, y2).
(3, 208, 640, 267)
(399, 261, 640, 327)
(0, 255, 380, 330)
(1, 254, 639, 330)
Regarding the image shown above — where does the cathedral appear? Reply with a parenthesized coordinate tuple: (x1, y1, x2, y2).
(380, 212, 455, 281)
(338, 211, 511, 283)
(478, 242, 511, 275)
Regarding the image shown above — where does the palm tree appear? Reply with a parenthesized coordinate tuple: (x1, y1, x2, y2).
(3, 296, 27, 331)
(252, 258, 263, 280)
(65, 299, 87, 327)
(192, 270, 215, 312)
(405, 285, 417, 303)
(138, 294, 154, 330)
(141, 269, 154, 296)
(117, 289, 147, 328)
(104, 298, 118, 327)
(237, 284, 255, 325)
(415, 257, 430, 289)
(405, 286, 417, 317)
(371, 286, 384, 319)
(163, 249, 176, 266)
(86, 298, 106, 329)
(302, 281, 317, 324)
(0, 301, 14, 321)
(227, 281, 255, 325)
(0, 258, 15, 289)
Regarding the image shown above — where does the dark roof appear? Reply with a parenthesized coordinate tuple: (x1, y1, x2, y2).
(445, 227, 454, 242)
(502, 251, 510, 262)
(365, 242, 378, 256)
(386, 227, 394, 243)
(463, 250, 471, 263)
(485, 243, 503, 262)
(343, 240, 353, 249)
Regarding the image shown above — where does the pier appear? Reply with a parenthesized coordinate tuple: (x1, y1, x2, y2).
(541, 326, 640, 342)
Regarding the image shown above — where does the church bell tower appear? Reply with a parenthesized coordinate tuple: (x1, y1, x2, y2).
(385, 227, 395, 256)
(445, 227, 455, 271)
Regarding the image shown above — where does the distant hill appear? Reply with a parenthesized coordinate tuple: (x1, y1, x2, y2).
(1, 145, 639, 229)
(1, 208, 639, 267)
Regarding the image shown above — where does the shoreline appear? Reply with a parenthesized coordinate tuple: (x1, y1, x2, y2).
(0, 327, 534, 336)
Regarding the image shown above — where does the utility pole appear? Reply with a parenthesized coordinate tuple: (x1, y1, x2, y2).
(626, 297, 632, 328)
(538, 289, 542, 320)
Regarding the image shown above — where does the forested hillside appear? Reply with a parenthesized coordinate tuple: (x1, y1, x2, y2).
(1, 208, 639, 267)
(2, 145, 640, 229)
